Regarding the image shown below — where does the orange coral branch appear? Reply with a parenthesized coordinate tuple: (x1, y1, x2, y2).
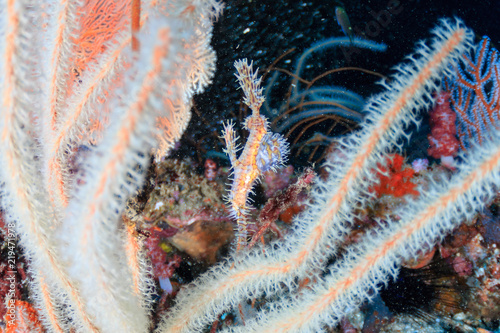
(5, 301, 44, 333)
(132, 0, 141, 51)
(370, 154, 419, 198)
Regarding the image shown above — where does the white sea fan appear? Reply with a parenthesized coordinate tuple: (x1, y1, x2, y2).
(0, 0, 221, 331)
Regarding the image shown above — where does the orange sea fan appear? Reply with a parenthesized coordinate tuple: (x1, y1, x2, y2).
(68, 0, 132, 95)
(5, 300, 44, 333)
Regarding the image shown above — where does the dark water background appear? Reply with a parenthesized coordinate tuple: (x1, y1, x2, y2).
(178, 0, 500, 165)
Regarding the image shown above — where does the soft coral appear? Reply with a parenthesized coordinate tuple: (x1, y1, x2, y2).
(370, 154, 419, 198)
